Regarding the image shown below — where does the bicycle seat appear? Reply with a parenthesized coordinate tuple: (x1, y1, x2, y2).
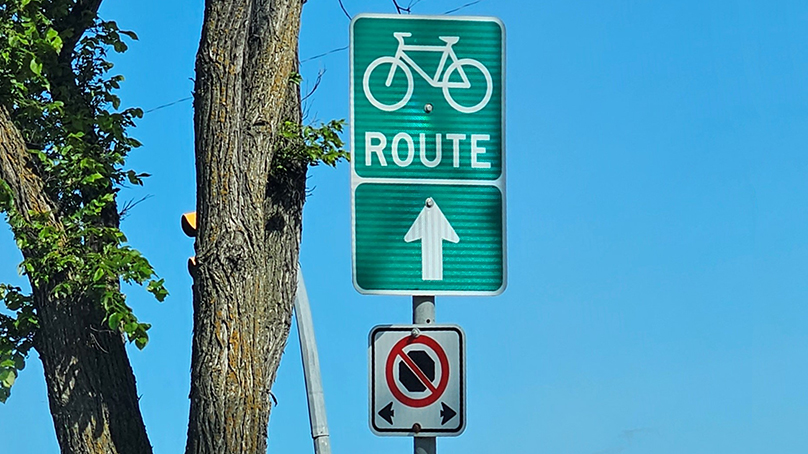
(439, 36, 460, 45)
(394, 32, 412, 39)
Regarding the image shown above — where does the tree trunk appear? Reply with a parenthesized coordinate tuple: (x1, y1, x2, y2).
(35, 292, 153, 454)
(186, 0, 306, 452)
(0, 107, 153, 454)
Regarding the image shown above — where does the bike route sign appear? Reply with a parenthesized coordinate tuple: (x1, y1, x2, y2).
(350, 14, 506, 295)
(369, 325, 465, 436)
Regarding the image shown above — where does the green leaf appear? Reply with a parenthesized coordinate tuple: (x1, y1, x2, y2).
(134, 335, 148, 350)
(112, 41, 128, 53)
(147, 279, 168, 302)
(29, 57, 42, 76)
(1, 3, 164, 369)
(0, 370, 15, 388)
(0, 179, 13, 211)
(125, 170, 144, 185)
(108, 313, 123, 330)
(120, 30, 139, 40)
(46, 28, 63, 52)
(13, 355, 25, 371)
(82, 173, 104, 185)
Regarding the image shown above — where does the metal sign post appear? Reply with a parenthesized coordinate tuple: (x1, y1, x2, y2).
(413, 296, 436, 454)
(352, 13, 507, 454)
(294, 268, 331, 454)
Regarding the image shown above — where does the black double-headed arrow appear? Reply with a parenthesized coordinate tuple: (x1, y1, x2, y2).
(377, 401, 457, 426)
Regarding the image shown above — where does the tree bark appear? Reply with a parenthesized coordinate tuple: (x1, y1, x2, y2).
(0, 107, 153, 454)
(186, 0, 306, 452)
(34, 292, 153, 454)
(0, 106, 55, 222)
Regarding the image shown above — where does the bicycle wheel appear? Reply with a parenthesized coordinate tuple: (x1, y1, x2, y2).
(442, 58, 493, 114)
(363, 56, 413, 112)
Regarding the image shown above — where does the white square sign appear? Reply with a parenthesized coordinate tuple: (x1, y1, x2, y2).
(369, 325, 465, 436)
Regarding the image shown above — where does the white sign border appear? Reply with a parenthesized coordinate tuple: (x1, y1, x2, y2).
(349, 13, 508, 297)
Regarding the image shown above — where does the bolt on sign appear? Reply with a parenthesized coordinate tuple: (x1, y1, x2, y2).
(350, 14, 507, 296)
(369, 325, 465, 436)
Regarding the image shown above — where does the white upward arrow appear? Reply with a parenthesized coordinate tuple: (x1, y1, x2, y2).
(404, 198, 460, 281)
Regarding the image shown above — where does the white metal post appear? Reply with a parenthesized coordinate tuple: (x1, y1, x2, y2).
(295, 267, 331, 454)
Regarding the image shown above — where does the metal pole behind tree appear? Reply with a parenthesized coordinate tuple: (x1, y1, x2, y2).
(295, 267, 331, 454)
(413, 295, 436, 454)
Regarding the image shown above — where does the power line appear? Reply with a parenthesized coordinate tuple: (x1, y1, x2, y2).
(143, 42, 347, 115)
(302, 0, 480, 65)
(444, 0, 484, 14)
(392, 0, 410, 14)
(300, 45, 349, 63)
(144, 96, 192, 113)
(144, 0, 484, 115)
(338, 0, 351, 19)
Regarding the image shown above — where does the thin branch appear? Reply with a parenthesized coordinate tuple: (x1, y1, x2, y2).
(337, 0, 351, 19)
(300, 67, 326, 120)
(302, 68, 326, 103)
(444, 0, 484, 14)
(118, 195, 153, 220)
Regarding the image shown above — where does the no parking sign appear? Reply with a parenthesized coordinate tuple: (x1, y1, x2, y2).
(370, 325, 465, 436)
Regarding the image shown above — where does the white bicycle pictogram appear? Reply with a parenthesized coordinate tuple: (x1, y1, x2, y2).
(362, 32, 493, 114)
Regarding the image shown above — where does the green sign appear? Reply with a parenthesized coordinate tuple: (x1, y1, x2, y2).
(350, 14, 506, 296)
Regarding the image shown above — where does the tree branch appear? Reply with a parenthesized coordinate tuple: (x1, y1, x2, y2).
(55, 0, 105, 62)
(0, 106, 57, 224)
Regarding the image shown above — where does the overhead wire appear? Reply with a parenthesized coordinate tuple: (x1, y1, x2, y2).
(444, 0, 484, 14)
(143, 0, 486, 115)
(392, 0, 409, 14)
(337, 0, 351, 19)
(144, 96, 193, 113)
(300, 45, 349, 63)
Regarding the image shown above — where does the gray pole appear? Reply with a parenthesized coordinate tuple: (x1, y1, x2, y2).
(294, 267, 331, 454)
(412, 295, 436, 454)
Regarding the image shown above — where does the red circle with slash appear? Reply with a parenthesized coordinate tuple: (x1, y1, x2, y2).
(385, 334, 450, 408)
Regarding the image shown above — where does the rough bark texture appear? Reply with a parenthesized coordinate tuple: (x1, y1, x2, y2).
(186, 0, 306, 452)
(34, 293, 153, 454)
(0, 106, 55, 221)
(0, 106, 152, 454)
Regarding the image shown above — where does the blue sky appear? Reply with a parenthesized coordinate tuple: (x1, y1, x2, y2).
(2, 0, 808, 452)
